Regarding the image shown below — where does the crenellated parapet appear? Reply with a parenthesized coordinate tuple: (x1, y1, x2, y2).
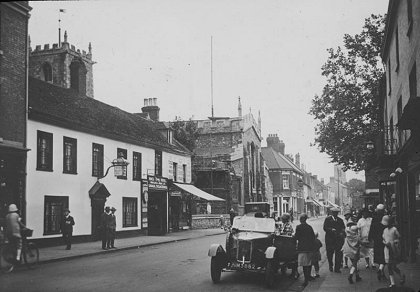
(29, 31, 95, 98)
(31, 37, 93, 63)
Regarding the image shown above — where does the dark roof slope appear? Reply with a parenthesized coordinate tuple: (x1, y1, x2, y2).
(261, 147, 302, 174)
(28, 77, 190, 156)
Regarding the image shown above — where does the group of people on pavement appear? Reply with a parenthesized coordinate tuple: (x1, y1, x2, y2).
(324, 204, 406, 289)
(100, 206, 117, 250)
(274, 204, 407, 289)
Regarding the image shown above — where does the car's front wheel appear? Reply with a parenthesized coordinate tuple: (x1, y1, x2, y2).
(265, 260, 276, 288)
(210, 256, 222, 283)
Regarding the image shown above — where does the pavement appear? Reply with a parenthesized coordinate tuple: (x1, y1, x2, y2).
(36, 228, 226, 264)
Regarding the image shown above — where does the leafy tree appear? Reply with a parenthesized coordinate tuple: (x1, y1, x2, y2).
(346, 178, 365, 196)
(309, 14, 386, 171)
(170, 117, 199, 151)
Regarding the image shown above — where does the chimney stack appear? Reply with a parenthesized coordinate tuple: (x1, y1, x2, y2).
(295, 153, 300, 168)
(266, 134, 285, 155)
(141, 98, 160, 121)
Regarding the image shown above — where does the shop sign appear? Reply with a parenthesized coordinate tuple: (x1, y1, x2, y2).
(170, 190, 182, 197)
(147, 176, 167, 191)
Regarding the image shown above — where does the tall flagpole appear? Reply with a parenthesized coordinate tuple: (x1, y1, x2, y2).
(59, 10, 61, 46)
(211, 36, 214, 118)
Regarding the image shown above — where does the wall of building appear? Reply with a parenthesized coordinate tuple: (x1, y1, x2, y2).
(26, 120, 191, 239)
(0, 3, 29, 144)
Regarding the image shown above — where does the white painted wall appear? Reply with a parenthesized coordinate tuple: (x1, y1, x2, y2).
(26, 120, 191, 239)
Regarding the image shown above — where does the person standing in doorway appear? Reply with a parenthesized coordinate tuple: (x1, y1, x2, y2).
(61, 208, 75, 250)
(101, 206, 111, 250)
(109, 207, 117, 248)
(323, 207, 345, 273)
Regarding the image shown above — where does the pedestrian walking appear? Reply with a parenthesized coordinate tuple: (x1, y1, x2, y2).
(109, 207, 117, 248)
(229, 208, 236, 226)
(60, 208, 75, 250)
(343, 222, 362, 284)
(294, 213, 316, 287)
(311, 231, 322, 278)
(278, 213, 299, 280)
(382, 215, 406, 288)
(357, 208, 373, 269)
(289, 208, 294, 223)
(369, 203, 386, 280)
(5, 204, 26, 267)
(279, 213, 294, 236)
(100, 206, 112, 250)
(323, 207, 345, 273)
(343, 208, 355, 268)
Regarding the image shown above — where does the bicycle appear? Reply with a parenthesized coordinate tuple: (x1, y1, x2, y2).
(0, 228, 39, 273)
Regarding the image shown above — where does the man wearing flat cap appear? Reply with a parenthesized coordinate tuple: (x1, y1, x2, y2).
(101, 206, 112, 250)
(323, 207, 345, 273)
(61, 208, 75, 250)
(109, 207, 117, 248)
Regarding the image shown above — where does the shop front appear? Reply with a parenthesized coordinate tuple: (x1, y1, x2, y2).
(144, 176, 168, 236)
(169, 182, 225, 230)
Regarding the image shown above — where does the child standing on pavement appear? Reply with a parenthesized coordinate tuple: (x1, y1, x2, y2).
(382, 215, 405, 288)
(311, 231, 322, 278)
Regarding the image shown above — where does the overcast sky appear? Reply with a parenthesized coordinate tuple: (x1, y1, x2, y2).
(28, 0, 389, 183)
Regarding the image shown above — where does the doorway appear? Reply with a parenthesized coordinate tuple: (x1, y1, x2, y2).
(88, 181, 111, 240)
(148, 191, 167, 235)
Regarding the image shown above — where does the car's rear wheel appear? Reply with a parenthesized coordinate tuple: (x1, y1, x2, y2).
(210, 256, 222, 283)
(265, 260, 276, 288)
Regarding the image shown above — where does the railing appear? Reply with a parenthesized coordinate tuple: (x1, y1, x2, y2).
(382, 125, 411, 155)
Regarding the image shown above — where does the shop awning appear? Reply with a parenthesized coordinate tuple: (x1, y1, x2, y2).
(312, 199, 324, 207)
(173, 183, 225, 201)
(327, 201, 340, 209)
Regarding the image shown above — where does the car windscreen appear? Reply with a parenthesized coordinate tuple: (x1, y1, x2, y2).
(232, 216, 275, 233)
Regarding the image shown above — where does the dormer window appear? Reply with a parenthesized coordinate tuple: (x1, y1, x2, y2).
(42, 63, 53, 82)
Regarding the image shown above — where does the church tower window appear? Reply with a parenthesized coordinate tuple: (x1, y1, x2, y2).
(42, 63, 53, 82)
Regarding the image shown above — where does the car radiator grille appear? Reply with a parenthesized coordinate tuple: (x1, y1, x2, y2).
(237, 240, 252, 262)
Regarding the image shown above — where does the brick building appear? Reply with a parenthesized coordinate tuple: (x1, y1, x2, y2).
(376, 0, 420, 261)
(0, 2, 31, 219)
(262, 135, 304, 218)
(192, 98, 264, 215)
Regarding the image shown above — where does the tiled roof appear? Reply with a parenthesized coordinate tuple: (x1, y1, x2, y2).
(261, 147, 302, 174)
(28, 77, 190, 156)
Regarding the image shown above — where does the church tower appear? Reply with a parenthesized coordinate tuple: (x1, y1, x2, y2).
(29, 31, 95, 98)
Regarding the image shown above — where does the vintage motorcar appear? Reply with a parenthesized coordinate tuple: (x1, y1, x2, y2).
(208, 212, 297, 287)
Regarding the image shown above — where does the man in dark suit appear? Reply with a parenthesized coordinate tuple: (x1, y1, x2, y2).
(101, 206, 112, 250)
(323, 207, 345, 273)
(109, 207, 117, 248)
(61, 208, 75, 250)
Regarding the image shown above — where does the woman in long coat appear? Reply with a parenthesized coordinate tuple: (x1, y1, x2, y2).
(294, 213, 316, 287)
(343, 222, 362, 284)
(368, 204, 386, 280)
